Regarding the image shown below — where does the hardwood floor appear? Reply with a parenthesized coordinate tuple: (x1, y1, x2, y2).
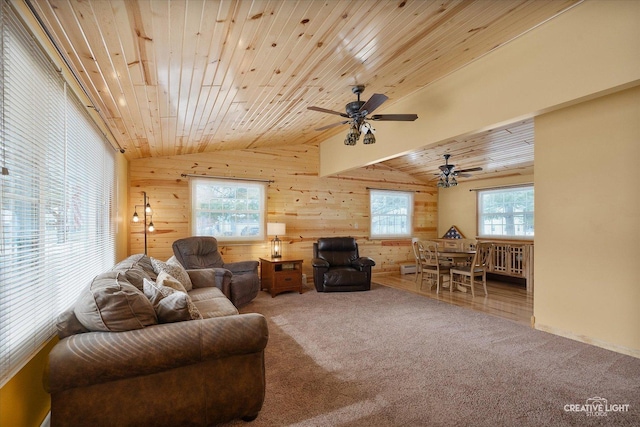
(372, 272, 534, 327)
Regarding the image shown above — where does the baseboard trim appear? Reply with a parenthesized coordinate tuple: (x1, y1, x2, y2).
(535, 323, 640, 359)
(399, 263, 417, 275)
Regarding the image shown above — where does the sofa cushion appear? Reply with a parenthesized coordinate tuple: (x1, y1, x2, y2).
(151, 257, 193, 291)
(188, 287, 238, 317)
(143, 278, 202, 322)
(192, 299, 238, 318)
(187, 286, 227, 302)
(74, 272, 158, 332)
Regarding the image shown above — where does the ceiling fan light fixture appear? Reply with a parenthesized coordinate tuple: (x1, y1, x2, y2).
(363, 129, 376, 144)
(308, 85, 417, 146)
(436, 154, 479, 188)
(344, 121, 361, 145)
(349, 121, 361, 137)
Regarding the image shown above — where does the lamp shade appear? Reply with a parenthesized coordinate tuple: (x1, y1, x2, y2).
(267, 222, 286, 236)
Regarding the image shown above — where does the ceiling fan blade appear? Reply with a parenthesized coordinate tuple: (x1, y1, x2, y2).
(457, 167, 483, 173)
(359, 93, 388, 115)
(456, 173, 473, 178)
(370, 114, 418, 121)
(308, 106, 349, 118)
(314, 121, 349, 131)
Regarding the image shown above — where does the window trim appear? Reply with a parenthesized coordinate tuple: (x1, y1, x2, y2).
(369, 189, 414, 239)
(190, 177, 267, 243)
(476, 184, 534, 240)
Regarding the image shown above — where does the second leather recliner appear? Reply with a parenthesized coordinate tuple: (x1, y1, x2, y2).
(312, 237, 375, 292)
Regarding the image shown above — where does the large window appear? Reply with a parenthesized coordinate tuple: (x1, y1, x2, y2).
(477, 186, 534, 238)
(0, 2, 116, 387)
(191, 178, 267, 242)
(370, 189, 413, 239)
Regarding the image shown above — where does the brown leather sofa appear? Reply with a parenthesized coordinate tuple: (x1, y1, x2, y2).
(312, 237, 376, 292)
(172, 236, 260, 307)
(44, 254, 268, 427)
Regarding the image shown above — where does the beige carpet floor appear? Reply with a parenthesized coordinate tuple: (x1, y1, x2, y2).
(224, 283, 640, 426)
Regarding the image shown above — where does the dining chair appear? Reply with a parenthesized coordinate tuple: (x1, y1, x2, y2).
(414, 240, 451, 293)
(411, 238, 422, 283)
(459, 239, 477, 251)
(450, 242, 493, 297)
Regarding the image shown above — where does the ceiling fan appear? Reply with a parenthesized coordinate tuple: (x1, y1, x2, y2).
(437, 154, 483, 188)
(307, 85, 418, 145)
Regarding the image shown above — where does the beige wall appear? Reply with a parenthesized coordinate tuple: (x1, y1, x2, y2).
(0, 339, 56, 427)
(534, 86, 640, 356)
(437, 175, 534, 239)
(128, 145, 438, 277)
(320, 0, 640, 176)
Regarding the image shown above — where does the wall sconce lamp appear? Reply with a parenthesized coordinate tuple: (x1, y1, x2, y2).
(132, 191, 154, 254)
(267, 222, 286, 259)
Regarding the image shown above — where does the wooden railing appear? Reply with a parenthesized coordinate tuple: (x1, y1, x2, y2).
(477, 239, 534, 292)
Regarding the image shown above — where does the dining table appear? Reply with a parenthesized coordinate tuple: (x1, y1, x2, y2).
(438, 249, 476, 263)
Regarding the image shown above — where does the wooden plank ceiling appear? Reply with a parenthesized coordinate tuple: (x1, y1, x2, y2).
(29, 0, 577, 181)
(381, 118, 535, 184)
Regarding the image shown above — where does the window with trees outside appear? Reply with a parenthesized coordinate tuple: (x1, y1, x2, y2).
(191, 178, 267, 242)
(370, 189, 413, 239)
(477, 186, 534, 238)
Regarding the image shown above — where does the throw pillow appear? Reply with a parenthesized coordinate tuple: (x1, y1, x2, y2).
(156, 271, 188, 293)
(74, 272, 158, 332)
(111, 254, 157, 289)
(151, 257, 193, 291)
(57, 307, 90, 338)
(143, 278, 202, 323)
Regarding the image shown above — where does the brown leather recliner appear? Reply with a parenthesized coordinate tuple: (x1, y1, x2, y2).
(312, 237, 376, 292)
(172, 236, 260, 307)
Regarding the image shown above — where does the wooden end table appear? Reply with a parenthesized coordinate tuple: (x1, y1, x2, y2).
(259, 258, 304, 297)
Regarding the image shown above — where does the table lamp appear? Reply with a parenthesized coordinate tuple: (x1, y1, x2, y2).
(267, 222, 286, 259)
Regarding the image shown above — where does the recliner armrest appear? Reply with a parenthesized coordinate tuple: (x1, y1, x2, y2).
(353, 257, 376, 269)
(223, 260, 259, 274)
(187, 268, 232, 297)
(312, 258, 330, 268)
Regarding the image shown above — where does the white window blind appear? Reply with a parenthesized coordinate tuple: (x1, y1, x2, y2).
(0, 1, 116, 387)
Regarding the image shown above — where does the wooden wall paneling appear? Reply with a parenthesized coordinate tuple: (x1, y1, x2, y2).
(129, 144, 437, 277)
